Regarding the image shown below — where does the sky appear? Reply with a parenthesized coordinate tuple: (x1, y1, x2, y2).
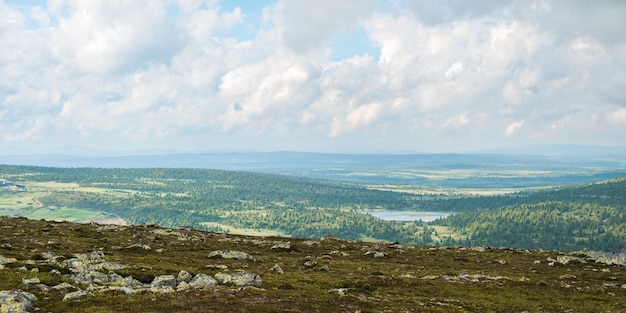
(0, 0, 625, 154)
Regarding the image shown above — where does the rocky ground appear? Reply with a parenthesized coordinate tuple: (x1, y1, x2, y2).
(0, 216, 625, 312)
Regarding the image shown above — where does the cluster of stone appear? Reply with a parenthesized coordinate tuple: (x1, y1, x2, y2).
(1, 250, 261, 312)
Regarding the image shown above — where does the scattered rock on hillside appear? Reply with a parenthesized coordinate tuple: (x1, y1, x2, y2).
(270, 241, 293, 251)
(208, 250, 254, 261)
(231, 272, 262, 286)
(0, 290, 37, 313)
(581, 250, 626, 266)
(365, 250, 388, 258)
(62, 290, 91, 302)
(188, 273, 218, 288)
(151, 275, 177, 289)
(177, 270, 193, 284)
(0, 255, 17, 266)
(556, 255, 586, 265)
(269, 264, 284, 274)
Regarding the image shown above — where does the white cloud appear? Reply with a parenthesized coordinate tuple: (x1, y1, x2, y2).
(274, 0, 377, 53)
(0, 0, 625, 152)
(49, 0, 185, 75)
(505, 120, 525, 136)
(608, 108, 626, 125)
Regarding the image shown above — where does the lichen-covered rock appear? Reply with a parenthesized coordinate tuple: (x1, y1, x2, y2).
(188, 273, 218, 288)
(208, 250, 254, 261)
(269, 264, 284, 274)
(230, 272, 262, 287)
(0, 290, 37, 313)
(556, 255, 586, 265)
(21, 277, 40, 286)
(50, 282, 76, 291)
(177, 270, 193, 284)
(151, 275, 176, 289)
(213, 272, 232, 285)
(581, 250, 626, 266)
(62, 290, 90, 302)
(270, 242, 292, 251)
(0, 255, 17, 266)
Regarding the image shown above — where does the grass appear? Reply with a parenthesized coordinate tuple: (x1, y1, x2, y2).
(0, 216, 624, 312)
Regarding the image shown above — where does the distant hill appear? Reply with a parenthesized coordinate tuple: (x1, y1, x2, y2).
(433, 177, 626, 251)
(2, 151, 625, 187)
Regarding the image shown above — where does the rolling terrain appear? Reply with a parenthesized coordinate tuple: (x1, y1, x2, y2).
(1, 163, 626, 252)
(1, 216, 625, 312)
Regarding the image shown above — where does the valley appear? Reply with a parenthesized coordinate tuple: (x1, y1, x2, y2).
(1, 152, 626, 253)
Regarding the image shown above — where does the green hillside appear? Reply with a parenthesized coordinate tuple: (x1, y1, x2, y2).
(2, 165, 625, 252)
(433, 177, 626, 251)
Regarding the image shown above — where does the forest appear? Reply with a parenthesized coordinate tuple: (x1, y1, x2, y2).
(1, 164, 625, 252)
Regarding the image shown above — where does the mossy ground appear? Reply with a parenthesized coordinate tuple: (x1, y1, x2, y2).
(1, 216, 624, 312)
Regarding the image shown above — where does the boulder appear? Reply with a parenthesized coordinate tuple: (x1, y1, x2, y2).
(151, 275, 177, 289)
(0, 290, 37, 313)
(50, 282, 76, 291)
(556, 255, 586, 265)
(0, 255, 17, 266)
(270, 242, 293, 251)
(208, 250, 254, 261)
(230, 272, 262, 287)
(188, 273, 218, 288)
(177, 270, 193, 284)
(269, 264, 284, 274)
(213, 272, 232, 285)
(21, 277, 40, 286)
(62, 290, 90, 302)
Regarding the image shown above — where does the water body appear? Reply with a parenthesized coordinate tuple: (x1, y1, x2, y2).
(363, 211, 452, 222)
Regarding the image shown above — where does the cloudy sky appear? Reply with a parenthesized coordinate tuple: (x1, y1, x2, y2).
(1, 0, 625, 154)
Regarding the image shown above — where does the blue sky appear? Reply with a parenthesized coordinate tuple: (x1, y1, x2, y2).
(1, 0, 625, 154)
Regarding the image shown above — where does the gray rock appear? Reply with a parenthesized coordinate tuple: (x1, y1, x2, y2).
(119, 276, 144, 288)
(208, 250, 254, 261)
(269, 264, 284, 274)
(303, 261, 317, 267)
(556, 255, 586, 265)
(176, 281, 190, 291)
(102, 286, 135, 295)
(0, 255, 17, 265)
(230, 272, 262, 286)
(205, 264, 229, 270)
(364, 250, 388, 258)
(301, 240, 320, 246)
(62, 290, 91, 302)
(213, 272, 232, 284)
(177, 270, 193, 284)
(560, 274, 577, 280)
(21, 277, 40, 286)
(421, 275, 439, 280)
(151, 275, 177, 289)
(50, 282, 76, 291)
(188, 273, 218, 288)
(270, 242, 292, 251)
(0, 290, 37, 313)
(40, 252, 57, 261)
(327, 288, 348, 295)
(320, 265, 330, 272)
(581, 250, 626, 266)
(329, 250, 349, 257)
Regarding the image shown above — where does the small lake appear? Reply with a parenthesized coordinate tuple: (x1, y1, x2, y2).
(362, 211, 452, 222)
